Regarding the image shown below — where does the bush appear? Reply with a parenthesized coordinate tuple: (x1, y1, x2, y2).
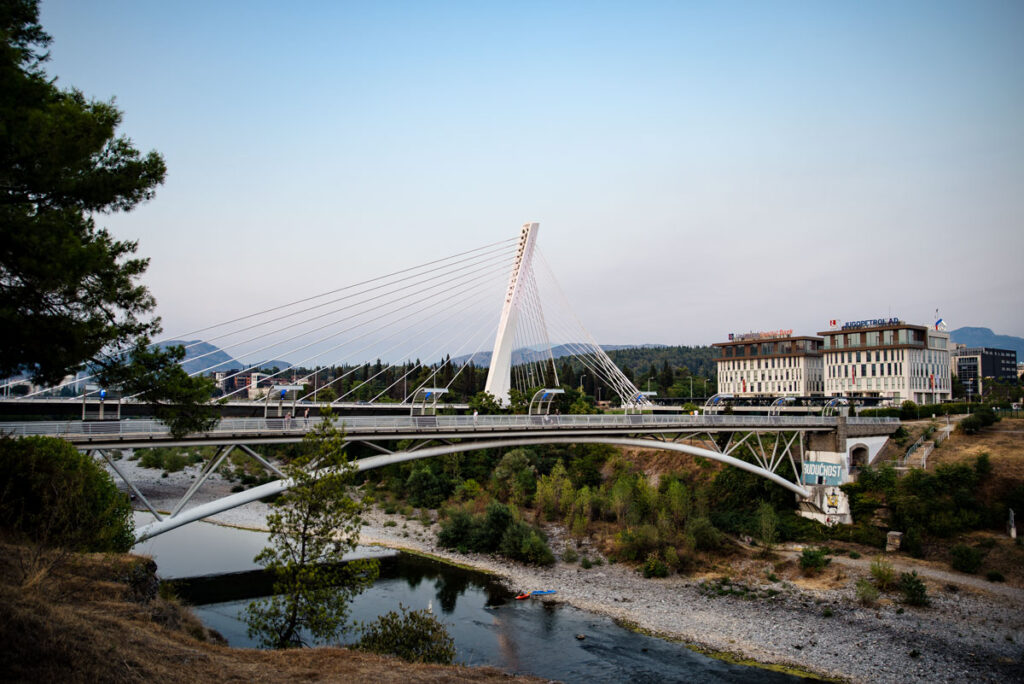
(958, 415, 982, 435)
(870, 556, 897, 591)
(0, 436, 134, 552)
(561, 547, 579, 563)
(898, 571, 929, 606)
(499, 520, 555, 566)
(354, 605, 455, 664)
(848, 551, 861, 559)
(642, 553, 669, 578)
(580, 557, 593, 569)
(689, 517, 723, 552)
(950, 544, 984, 573)
(799, 547, 831, 575)
(855, 578, 879, 606)
(986, 570, 1005, 582)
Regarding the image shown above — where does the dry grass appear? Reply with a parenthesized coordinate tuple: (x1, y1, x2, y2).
(928, 417, 1024, 480)
(0, 543, 541, 684)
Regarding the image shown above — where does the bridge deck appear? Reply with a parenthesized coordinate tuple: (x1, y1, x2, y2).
(0, 414, 899, 449)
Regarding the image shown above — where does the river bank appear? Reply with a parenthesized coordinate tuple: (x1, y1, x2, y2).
(113, 458, 1024, 683)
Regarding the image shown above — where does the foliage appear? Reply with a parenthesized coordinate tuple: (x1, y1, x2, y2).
(870, 556, 897, 591)
(689, 516, 724, 552)
(986, 570, 1005, 582)
(898, 571, 929, 606)
(491, 449, 536, 506)
(642, 553, 669, 578)
(0, 2, 215, 436)
(405, 466, 450, 509)
(855, 578, 879, 606)
(0, 436, 133, 553)
(900, 401, 919, 420)
(353, 605, 455, 664)
(958, 415, 982, 435)
(755, 501, 778, 555)
(949, 543, 984, 574)
(246, 414, 379, 648)
(467, 391, 502, 415)
(841, 457, 994, 547)
(436, 501, 554, 566)
(799, 547, 831, 575)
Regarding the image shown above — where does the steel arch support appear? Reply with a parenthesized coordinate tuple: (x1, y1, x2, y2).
(134, 435, 811, 542)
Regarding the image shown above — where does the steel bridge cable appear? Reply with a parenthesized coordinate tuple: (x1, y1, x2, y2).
(292, 282, 502, 402)
(180, 254, 517, 389)
(213, 262, 515, 401)
(309, 281, 504, 403)
(366, 300, 502, 404)
(163, 244, 517, 367)
(407, 307, 503, 401)
(19, 237, 518, 398)
(162, 250, 517, 378)
(534, 249, 647, 405)
(154, 236, 519, 347)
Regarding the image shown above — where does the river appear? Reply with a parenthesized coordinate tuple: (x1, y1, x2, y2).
(132, 514, 814, 683)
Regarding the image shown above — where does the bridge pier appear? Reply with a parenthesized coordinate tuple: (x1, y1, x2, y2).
(796, 417, 891, 526)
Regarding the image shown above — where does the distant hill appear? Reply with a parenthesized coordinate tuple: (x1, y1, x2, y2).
(950, 327, 1024, 358)
(158, 340, 240, 375)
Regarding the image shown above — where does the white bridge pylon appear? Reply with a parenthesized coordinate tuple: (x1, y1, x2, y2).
(484, 222, 540, 404)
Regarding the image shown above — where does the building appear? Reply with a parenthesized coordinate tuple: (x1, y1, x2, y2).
(714, 329, 825, 397)
(819, 318, 951, 404)
(950, 346, 1018, 398)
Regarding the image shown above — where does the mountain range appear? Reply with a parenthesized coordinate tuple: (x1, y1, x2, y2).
(949, 327, 1024, 358)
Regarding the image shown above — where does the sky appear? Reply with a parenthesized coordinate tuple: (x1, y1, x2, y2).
(39, 0, 1024, 354)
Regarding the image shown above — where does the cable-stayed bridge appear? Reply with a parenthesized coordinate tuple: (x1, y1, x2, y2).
(1, 222, 900, 539)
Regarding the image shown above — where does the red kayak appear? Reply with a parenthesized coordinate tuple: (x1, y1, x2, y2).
(515, 592, 531, 600)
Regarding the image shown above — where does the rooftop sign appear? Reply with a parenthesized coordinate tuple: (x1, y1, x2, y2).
(841, 318, 900, 330)
(728, 329, 793, 341)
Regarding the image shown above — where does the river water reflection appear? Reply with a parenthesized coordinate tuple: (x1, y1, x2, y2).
(132, 514, 813, 683)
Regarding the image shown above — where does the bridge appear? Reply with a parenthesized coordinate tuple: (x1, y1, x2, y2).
(1, 222, 900, 539)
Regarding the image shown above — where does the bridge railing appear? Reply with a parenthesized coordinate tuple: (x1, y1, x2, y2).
(0, 412, 901, 443)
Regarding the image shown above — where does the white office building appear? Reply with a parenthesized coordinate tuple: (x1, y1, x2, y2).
(714, 330, 825, 397)
(820, 318, 951, 404)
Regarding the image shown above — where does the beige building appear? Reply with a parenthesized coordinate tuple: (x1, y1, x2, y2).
(714, 330, 824, 397)
(820, 318, 950, 404)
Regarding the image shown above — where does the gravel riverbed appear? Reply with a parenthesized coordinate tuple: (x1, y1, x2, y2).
(112, 458, 1024, 683)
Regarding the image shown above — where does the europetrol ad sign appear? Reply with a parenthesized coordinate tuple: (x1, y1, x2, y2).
(801, 461, 845, 486)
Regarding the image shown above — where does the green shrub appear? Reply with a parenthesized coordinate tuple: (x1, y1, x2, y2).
(855, 578, 879, 606)
(354, 605, 455, 664)
(870, 556, 897, 591)
(689, 517, 723, 552)
(561, 547, 579, 563)
(642, 553, 669, 578)
(950, 543, 983, 574)
(799, 547, 831, 575)
(898, 571, 929, 606)
(848, 550, 861, 559)
(986, 570, 1005, 582)
(580, 557, 593, 569)
(0, 436, 134, 552)
(959, 415, 982, 435)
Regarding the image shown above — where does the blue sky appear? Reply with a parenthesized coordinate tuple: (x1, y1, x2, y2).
(40, 1, 1024, 349)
